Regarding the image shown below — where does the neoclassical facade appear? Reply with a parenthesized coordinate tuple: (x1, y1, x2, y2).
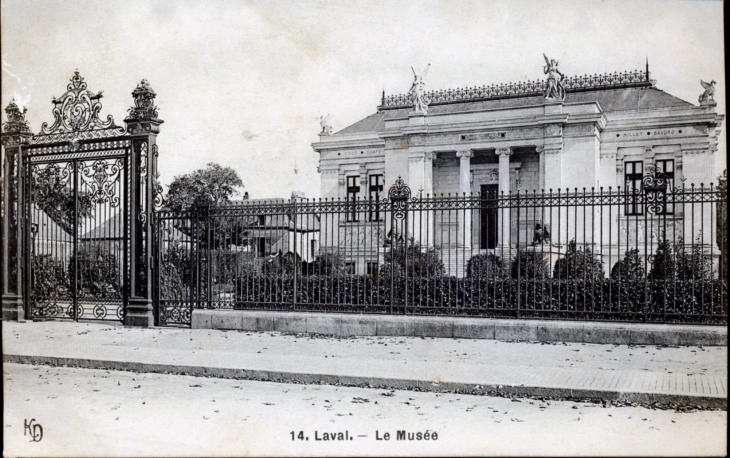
(312, 61, 723, 274)
(314, 63, 721, 201)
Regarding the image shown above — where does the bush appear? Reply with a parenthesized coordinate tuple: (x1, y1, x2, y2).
(30, 255, 68, 308)
(68, 247, 122, 299)
(649, 238, 714, 282)
(380, 238, 445, 279)
(553, 240, 605, 282)
(610, 248, 645, 282)
(466, 254, 506, 279)
(510, 250, 551, 279)
(311, 252, 348, 277)
(159, 243, 193, 301)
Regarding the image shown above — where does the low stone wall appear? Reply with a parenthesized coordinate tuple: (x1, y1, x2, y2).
(192, 310, 727, 346)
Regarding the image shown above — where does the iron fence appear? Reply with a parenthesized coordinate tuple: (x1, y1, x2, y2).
(154, 172, 727, 326)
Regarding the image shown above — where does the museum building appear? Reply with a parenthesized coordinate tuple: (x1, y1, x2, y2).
(311, 60, 723, 275)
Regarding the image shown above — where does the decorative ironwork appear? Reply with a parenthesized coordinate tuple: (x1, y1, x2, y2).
(167, 181, 724, 326)
(127, 79, 159, 121)
(79, 158, 123, 205)
(388, 176, 411, 219)
(39, 71, 122, 136)
(2, 100, 32, 135)
(643, 166, 669, 215)
(379, 69, 652, 109)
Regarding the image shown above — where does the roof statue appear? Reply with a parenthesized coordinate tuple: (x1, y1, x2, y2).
(699, 80, 716, 104)
(409, 64, 431, 113)
(319, 113, 333, 135)
(543, 54, 565, 101)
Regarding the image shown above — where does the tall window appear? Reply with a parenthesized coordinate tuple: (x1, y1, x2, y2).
(346, 176, 360, 222)
(655, 159, 675, 214)
(366, 261, 379, 276)
(625, 161, 643, 215)
(368, 174, 384, 221)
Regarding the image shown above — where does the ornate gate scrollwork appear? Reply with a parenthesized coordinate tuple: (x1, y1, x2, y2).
(643, 166, 669, 215)
(79, 159, 123, 206)
(388, 176, 411, 220)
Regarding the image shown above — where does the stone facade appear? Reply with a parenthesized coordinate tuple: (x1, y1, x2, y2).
(312, 64, 724, 275)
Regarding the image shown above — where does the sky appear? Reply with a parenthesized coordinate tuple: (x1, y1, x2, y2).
(1, 0, 725, 199)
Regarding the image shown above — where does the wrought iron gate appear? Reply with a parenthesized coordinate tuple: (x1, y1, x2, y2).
(3, 71, 163, 325)
(24, 151, 130, 321)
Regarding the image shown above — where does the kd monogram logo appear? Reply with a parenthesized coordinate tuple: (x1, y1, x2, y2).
(24, 419, 43, 442)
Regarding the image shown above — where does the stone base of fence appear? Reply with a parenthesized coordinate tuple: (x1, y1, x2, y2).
(191, 310, 727, 346)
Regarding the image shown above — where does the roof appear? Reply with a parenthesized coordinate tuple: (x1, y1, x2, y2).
(335, 87, 694, 136)
(80, 212, 125, 240)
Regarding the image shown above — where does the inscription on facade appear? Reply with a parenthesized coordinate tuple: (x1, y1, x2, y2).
(620, 128, 701, 139)
(460, 132, 507, 141)
(338, 225, 384, 247)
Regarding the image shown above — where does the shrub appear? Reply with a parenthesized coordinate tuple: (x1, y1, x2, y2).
(553, 240, 605, 282)
(311, 252, 348, 277)
(68, 247, 122, 299)
(159, 243, 193, 301)
(466, 254, 506, 279)
(380, 238, 444, 279)
(649, 238, 714, 282)
(610, 249, 646, 282)
(30, 255, 68, 307)
(510, 250, 551, 279)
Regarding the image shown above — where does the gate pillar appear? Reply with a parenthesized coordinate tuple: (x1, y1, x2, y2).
(1, 101, 32, 321)
(124, 80, 163, 327)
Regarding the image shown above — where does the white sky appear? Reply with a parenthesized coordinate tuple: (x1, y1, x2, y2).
(1, 0, 725, 198)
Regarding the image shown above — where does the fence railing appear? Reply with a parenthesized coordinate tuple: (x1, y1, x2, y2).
(153, 177, 727, 326)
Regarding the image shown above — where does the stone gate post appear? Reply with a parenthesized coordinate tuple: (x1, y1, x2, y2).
(1, 101, 32, 321)
(124, 80, 163, 327)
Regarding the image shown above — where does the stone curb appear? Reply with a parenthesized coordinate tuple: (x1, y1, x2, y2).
(4, 354, 726, 409)
(192, 310, 728, 346)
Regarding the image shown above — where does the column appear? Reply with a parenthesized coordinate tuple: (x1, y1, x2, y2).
(423, 152, 434, 197)
(454, 150, 473, 277)
(1, 101, 32, 321)
(496, 147, 512, 248)
(536, 146, 545, 191)
(423, 152, 435, 248)
(124, 80, 164, 327)
(456, 150, 473, 195)
(543, 145, 564, 249)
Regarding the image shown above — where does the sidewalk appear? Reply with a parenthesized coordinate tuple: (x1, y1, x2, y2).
(3, 321, 727, 408)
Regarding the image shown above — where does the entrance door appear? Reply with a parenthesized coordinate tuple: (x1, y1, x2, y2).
(480, 184, 498, 249)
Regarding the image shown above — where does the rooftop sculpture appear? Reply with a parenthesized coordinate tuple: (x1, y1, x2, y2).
(408, 64, 431, 114)
(699, 80, 716, 104)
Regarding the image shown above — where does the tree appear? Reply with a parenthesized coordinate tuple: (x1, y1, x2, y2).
(165, 163, 245, 249)
(165, 163, 244, 212)
(32, 164, 93, 234)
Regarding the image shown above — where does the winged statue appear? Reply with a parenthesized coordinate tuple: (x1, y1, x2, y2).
(408, 64, 431, 113)
(543, 54, 565, 101)
(319, 113, 333, 135)
(699, 80, 716, 104)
